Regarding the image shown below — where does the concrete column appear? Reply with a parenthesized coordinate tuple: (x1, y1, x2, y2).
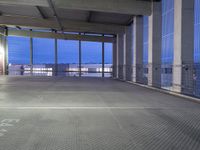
(125, 25, 133, 81)
(148, 2, 162, 88)
(0, 35, 4, 75)
(4, 35, 8, 75)
(30, 30, 33, 75)
(117, 33, 124, 80)
(54, 38, 58, 76)
(123, 33, 126, 80)
(112, 40, 117, 78)
(133, 16, 143, 83)
(0, 28, 7, 75)
(79, 35, 82, 77)
(102, 40, 105, 78)
(173, 0, 194, 94)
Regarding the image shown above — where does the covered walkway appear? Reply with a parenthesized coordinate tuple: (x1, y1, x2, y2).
(0, 77, 200, 150)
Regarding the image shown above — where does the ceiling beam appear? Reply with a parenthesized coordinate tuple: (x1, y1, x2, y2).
(16, 26, 21, 30)
(35, 6, 47, 19)
(47, 0, 63, 31)
(8, 29, 115, 43)
(126, 17, 134, 26)
(0, 26, 7, 36)
(0, 0, 152, 15)
(0, 15, 125, 34)
(0, 27, 5, 35)
(87, 11, 93, 22)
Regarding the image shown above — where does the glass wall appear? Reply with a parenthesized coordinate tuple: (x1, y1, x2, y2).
(33, 38, 55, 76)
(7, 36, 30, 75)
(7, 35, 113, 77)
(58, 40, 79, 76)
(161, 0, 174, 89)
(81, 41, 102, 77)
(143, 16, 149, 84)
(194, 0, 200, 97)
(104, 42, 113, 77)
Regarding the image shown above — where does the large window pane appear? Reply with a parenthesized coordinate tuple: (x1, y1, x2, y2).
(7, 36, 30, 75)
(58, 39, 79, 76)
(81, 41, 102, 77)
(33, 38, 55, 76)
(8, 36, 30, 65)
(105, 42, 113, 77)
(33, 38, 54, 64)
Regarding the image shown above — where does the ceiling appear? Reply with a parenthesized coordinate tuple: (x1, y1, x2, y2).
(0, 4, 133, 26)
(0, 0, 153, 34)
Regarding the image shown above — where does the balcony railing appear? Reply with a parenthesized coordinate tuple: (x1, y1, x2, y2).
(116, 63, 200, 98)
(7, 64, 113, 77)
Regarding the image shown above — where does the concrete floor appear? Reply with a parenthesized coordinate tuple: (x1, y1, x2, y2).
(0, 76, 200, 150)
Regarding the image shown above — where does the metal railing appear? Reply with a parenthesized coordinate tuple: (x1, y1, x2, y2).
(6, 64, 113, 78)
(116, 63, 200, 98)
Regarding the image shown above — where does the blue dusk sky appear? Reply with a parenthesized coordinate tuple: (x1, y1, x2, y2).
(7, 36, 113, 65)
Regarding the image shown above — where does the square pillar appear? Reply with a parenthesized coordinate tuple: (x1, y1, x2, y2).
(133, 16, 143, 83)
(0, 35, 4, 75)
(123, 34, 126, 80)
(173, 0, 194, 94)
(30, 30, 33, 75)
(0, 28, 7, 75)
(101, 34, 105, 78)
(79, 36, 82, 77)
(148, 2, 162, 88)
(54, 38, 58, 76)
(125, 25, 133, 81)
(112, 40, 117, 78)
(117, 33, 125, 80)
